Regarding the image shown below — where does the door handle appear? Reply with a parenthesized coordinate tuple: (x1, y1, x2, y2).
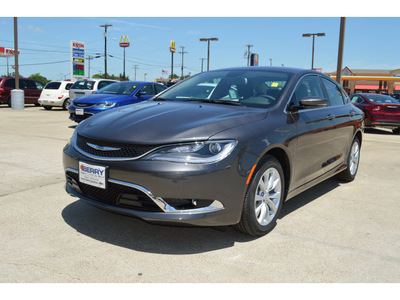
(326, 114, 335, 120)
(349, 110, 356, 116)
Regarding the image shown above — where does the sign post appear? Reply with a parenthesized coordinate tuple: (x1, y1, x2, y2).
(71, 41, 85, 80)
(170, 40, 176, 80)
(119, 35, 130, 80)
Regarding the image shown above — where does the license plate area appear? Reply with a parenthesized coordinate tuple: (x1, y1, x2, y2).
(79, 161, 107, 189)
(76, 108, 84, 115)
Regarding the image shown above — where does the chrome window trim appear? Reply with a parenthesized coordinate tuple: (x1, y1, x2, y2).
(65, 167, 224, 214)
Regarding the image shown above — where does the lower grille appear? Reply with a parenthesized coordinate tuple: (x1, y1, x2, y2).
(66, 171, 162, 212)
(70, 113, 92, 120)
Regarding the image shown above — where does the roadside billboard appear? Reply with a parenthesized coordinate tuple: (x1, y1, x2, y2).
(70, 41, 85, 80)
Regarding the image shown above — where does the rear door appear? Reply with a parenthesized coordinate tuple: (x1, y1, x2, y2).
(20, 79, 38, 104)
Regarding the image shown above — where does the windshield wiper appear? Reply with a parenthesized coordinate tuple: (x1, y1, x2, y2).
(190, 99, 243, 106)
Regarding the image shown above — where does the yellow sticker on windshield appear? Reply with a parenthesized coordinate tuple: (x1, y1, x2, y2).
(271, 82, 279, 87)
(133, 85, 137, 89)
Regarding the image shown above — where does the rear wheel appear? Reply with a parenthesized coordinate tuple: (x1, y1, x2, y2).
(392, 127, 400, 135)
(43, 106, 52, 110)
(336, 137, 360, 182)
(234, 156, 285, 236)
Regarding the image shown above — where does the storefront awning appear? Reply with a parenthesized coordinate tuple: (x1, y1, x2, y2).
(355, 85, 380, 90)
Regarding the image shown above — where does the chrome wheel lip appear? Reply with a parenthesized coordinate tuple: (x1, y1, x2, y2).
(349, 141, 360, 176)
(254, 167, 282, 226)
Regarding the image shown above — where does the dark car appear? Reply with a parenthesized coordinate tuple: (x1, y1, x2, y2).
(0, 77, 45, 106)
(350, 93, 400, 134)
(68, 81, 167, 122)
(63, 67, 363, 236)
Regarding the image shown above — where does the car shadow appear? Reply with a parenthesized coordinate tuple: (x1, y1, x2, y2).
(279, 177, 340, 219)
(62, 177, 342, 254)
(68, 125, 77, 129)
(62, 201, 257, 255)
(364, 128, 395, 135)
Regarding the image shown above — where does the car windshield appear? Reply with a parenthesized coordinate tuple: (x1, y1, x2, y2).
(71, 80, 95, 90)
(367, 94, 399, 104)
(96, 82, 139, 95)
(156, 70, 292, 108)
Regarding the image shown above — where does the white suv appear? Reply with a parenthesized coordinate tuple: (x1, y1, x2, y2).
(38, 81, 74, 110)
(69, 78, 118, 100)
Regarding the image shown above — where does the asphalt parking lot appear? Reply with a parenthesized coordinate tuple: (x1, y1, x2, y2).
(0, 105, 399, 283)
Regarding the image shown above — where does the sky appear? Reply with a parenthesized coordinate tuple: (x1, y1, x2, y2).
(1, 1, 400, 82)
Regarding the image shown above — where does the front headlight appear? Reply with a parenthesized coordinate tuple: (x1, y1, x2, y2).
(143, 140, 237, 164)
(94, 101, 116, 108)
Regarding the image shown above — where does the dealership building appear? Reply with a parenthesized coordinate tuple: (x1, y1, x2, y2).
(326, 67, 400, 95)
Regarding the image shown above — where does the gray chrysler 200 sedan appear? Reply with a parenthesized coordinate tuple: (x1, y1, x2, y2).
(63, 67, 363, 236)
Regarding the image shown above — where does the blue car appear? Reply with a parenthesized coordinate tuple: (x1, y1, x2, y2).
(69, 81, 167, 122)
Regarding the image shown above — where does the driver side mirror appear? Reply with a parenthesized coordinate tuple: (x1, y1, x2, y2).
(289, 97, 328, 111)
(137, 91, 148, 97)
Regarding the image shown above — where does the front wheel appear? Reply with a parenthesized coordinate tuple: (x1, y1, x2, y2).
(62, 98, 71, 110)
(336, 137, 360, 182)
(234, 156, 285, 236)
(392, 127, 400, 135)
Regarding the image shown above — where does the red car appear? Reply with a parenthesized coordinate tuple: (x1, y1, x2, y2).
(350, 93, 400, 134)
(0, 77, 45, 107)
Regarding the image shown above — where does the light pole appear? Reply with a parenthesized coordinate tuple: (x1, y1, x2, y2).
(200, 38, 218, 71)
(302, 32, 325, 70)
(178, 46, 188, 79)
(200, 58, 206, 72)
(336, 18, 346, 85)
(100, 23, 112, 78)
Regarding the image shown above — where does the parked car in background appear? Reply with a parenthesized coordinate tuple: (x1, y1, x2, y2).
(63, 67, 363, 236)
(68, 81, 166, 122)
(69, 78, 118, 100)
(390, 93, 400, 101)
(0, 77, 45, 106)
(350, 93, 400, 134)
(38, 81, 74, 110)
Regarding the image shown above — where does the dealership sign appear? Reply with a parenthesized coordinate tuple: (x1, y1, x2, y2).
(70, 41, 85, 80)
(0, 47, 20, 57)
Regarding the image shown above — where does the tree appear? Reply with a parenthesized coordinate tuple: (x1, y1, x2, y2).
(28, 73, 50, 84)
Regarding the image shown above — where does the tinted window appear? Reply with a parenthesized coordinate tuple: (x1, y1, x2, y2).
(21, 79, 37, 90)
(139, 84, 156, 95)
(71, 80, 95, 90)
(44, 82, 61, 90)
(155, 84, 166, 94)
(321, 78, 345, 106)
(65, 83, 73, 90)
(35, 81, 44, 90)
(97, 80, 115, 90)
(291, 75, 325, 107)
(4, 79, 15, 88)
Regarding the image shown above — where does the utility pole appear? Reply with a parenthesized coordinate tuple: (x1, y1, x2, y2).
(178, 46, 188, 79)
(200, 58, 206, 73)
(86, 55, 94, 78)
(336, 17, 346, 85)
(245, 44, 253, 66)
(132, 65, 139, 81)
(100, 23, 112, 78)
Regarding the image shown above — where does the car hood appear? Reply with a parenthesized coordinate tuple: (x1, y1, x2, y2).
(77, 100, 268, 144)
(73, 93, 131, 104)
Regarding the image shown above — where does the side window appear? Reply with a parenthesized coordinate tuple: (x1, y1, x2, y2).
(155, 84, 166, 94)
(139, 84, 156, 95)
(97, 81, 114, 90)
(65, 83, 73, 90)
(4, 79, 15, 88)
(321, 78, 345, 106)
(351, 95, 363, 104)
(20, 79, 37, 90)
(291, 75, 325, 106)
(35, 81, 44, 90)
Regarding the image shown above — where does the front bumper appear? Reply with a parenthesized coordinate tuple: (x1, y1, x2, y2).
(63, 142, 249, 226)
(68, 105, 110, 122)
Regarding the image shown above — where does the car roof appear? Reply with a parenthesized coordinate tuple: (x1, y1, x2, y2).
(210, 66, 322, 76)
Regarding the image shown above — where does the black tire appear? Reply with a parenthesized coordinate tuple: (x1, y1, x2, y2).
(336, 137, 360, 182)
(234, 156, 285, 236)
(7, 98, 11, 107)
(392, 127, 400, 135)
(34, 103, 40, 107)
(62, 98, 71, 110)
(43, 106, 52, 110)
